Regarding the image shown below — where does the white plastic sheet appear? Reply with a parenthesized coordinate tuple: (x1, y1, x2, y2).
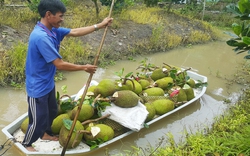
(101, 102, 148, 131)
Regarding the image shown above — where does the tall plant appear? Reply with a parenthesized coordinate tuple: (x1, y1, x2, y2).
(27, 0, 69, 13)
(225, 0, 250, 59)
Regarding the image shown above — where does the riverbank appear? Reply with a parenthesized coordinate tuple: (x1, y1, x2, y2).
(0, 2, 222, 86)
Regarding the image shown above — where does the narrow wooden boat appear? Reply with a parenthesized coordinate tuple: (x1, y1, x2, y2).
(2, 70, 207, 156)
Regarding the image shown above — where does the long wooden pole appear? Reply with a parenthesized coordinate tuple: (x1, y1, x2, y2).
(60, 0, 115, 155)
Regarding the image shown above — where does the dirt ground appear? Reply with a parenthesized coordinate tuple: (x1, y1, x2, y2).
(0, 20, 153, 60)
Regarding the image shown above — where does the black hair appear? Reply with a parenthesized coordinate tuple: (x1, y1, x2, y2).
(38, 0, 66, 17)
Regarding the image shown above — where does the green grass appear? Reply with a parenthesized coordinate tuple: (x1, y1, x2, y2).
(153, 89, 250, 156)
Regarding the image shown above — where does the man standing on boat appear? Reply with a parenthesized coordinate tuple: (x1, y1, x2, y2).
(22, 0, 113, 152)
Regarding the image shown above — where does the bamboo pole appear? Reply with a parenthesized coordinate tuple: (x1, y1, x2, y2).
(60, 0, 115, 155)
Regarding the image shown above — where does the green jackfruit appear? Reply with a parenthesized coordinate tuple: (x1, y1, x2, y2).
(150, 68, 168, 81)
(142, 87, 165, 96)
(152, 99, 174, 115)
(183, 84, 195, 101)
(186, 78, 196, 88)
(70, 104, 94, 122)
(138, 79, 150, 90)
(112, 90, 139, 108)
(169, 86, 187, 102)
(59, 120, 84, 149)
(20, 117, 29, 134)
(117, 79, 142, 95)
(154, 77, 174, 91)
(144, 103, 156, 122)
(83, 124, 114, 142)
(94, 79, 117, 97)
(51, 113, 70, 134)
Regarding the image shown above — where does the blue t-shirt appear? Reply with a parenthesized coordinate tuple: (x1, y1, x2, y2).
(25, 22, 70, 98)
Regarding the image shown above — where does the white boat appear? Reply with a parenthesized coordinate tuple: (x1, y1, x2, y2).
(2, 70, 207, 156)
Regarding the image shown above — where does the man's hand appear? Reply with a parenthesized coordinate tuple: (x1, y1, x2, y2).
(83, 64, 97, 74)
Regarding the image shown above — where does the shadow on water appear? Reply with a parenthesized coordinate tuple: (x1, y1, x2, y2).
(0, 34, 246, 155)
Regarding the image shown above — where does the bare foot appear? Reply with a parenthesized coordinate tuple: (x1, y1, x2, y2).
(41, 133, 59, 141)
(26, 146, 36, 152)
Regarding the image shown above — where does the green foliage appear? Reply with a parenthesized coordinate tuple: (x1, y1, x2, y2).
(225, 0, 250, 59)
(27, 0, 40, 13)
(86, 137, 107, 150)
(120, 6, 161, 24)
(0, 7, 38, 30)
(154, 89, 250, 155)
(63, 119, 76, 132)
(1, 42, 27, 86)
(144, 0, 159, 7)
(100, 0, 134, 12)
(60, 38, 91, 64)
(27, 0, 69, 13)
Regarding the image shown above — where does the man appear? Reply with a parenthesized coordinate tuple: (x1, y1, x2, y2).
(22, 0, 113, 151)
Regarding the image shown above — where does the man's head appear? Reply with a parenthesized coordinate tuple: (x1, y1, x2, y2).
(38, 0, 66, 18)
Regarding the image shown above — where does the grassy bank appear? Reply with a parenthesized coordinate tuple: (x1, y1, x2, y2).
(152, 88, 250, 156)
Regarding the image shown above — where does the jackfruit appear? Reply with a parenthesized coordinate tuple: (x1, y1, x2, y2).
(87, 85, 97, 93)
(150, 68, 168, 81)
(59, 119, 84, 149)
(51, 113, 70, 134)
(144, 103, 156, 122)
(152, 99, 174, 115)
(186, 78, 196, 88)
(94, 79, 117, 97)
(112, 90, 139, 108)
(183, 84, 195, 101)
(117, 79, 142, 95)
(69, 104, 94, 122)
(142, 87, 165, 96)
(20, 117, 29, 134)
(138, 79, 150, 90)
(169, 86, 187, 102)
(83, 124, 114, 142)
(154, 77, 174, 91)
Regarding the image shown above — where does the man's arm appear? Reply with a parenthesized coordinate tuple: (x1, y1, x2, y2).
(66, 17, 113, 37)
(53, 58, 97, 73)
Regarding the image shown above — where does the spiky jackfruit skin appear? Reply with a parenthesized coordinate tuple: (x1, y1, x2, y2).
(169, 86, 187, 102)
(59, 120, 84, 149)
(69, 104, 94, 122)
(144, 103, 156, 122)
(20, 117, 29, 134)
(117, 80, 142, 95)
(154, 77, 174, 91)
(138, 79, 150, 90)
(87, 85, 97, 93)
(150, 68, 168, 81)
(183, 84, 195, 101)
(152, 99, 175, 115)
(94, 79, 117, 97)
(83, 124, 114, 142)
(186, 78, 196, 88)
(51, 113, 70, 134)
(113, 90, 139, 108)
(142, 87, 165, 96)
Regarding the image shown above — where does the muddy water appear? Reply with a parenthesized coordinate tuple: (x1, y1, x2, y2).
(0, 36, 246, 156)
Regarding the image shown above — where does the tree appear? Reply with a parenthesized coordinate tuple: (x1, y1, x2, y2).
(225, 0, 250, 59)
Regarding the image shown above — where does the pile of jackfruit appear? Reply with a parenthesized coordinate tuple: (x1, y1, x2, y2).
(20, 63, 205, 149)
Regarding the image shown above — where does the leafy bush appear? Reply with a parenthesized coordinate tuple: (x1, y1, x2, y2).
(225, 0, 250, 59)
(27, 0, 69, 13)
